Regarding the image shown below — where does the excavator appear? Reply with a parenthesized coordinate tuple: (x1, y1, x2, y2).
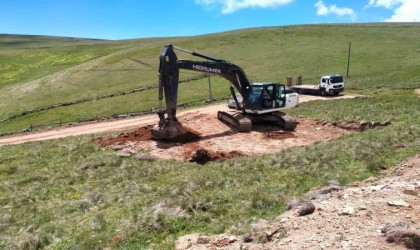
(151, 44, 298, 141)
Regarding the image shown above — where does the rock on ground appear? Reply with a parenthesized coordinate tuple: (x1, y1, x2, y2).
(297, 201, 315, 216)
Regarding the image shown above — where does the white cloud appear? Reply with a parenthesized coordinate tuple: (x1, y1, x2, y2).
(329, 5, 354, 16)
(366, 0, 403, 9)
(367, 0, 420, 22)
(314, 1, 355, 16)
(314, 0, 328, 15)
(386, 0, 420, 21)
(195, 0, 293, 14)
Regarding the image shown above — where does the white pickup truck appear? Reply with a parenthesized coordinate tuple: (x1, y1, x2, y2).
(290, 75, 344, 96)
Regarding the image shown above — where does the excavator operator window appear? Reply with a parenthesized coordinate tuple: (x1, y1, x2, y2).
(246, 86, 263, 110)
(276, 87, 285, 108)
(251, 86, 262, 95)
(262, 86, 273, 108)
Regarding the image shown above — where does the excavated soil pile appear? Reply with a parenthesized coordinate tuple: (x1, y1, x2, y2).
(93, 109, 390, 163)
(93, 125, 153, 147)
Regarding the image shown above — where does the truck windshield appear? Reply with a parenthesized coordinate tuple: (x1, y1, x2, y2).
(330, 76, 344, 84)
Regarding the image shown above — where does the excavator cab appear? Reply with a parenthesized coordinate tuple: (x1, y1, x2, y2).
(244, 83, 286, 113)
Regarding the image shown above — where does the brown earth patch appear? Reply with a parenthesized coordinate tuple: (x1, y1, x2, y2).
(261, 130, 296, 140)
(92, 108, 390, 163)
(93, 125, 153, 147)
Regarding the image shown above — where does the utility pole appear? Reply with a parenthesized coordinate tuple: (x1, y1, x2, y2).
(346, 42, 351, 77)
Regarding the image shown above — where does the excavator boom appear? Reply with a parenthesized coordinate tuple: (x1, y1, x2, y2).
(157, 45, 250, 118)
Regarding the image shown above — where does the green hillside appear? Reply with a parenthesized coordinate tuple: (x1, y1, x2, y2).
(1, 23, 420, 133)
(0, 24, 419, 249)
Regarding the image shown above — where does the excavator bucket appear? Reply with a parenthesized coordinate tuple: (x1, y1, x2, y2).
(151, 111, 199, 142)
(151, 121, 199, 142)
(151, 45, 200, 142)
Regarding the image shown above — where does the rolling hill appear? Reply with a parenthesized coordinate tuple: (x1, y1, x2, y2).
(1, 23, 419, 133)
(0, 23, 419, 249)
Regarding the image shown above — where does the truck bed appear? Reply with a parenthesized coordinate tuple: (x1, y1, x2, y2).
(290, 85, 319, 90)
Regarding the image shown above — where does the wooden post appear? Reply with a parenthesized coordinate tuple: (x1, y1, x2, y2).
(347, 42, 351, 77)
(286, 76, 293, 87)
(297, 75, 303, 85)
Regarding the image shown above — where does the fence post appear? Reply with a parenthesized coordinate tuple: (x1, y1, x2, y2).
(208, 75, 212, 101)
(286, 76, 293, 87)
(297, 75, 303, 85)
(30, 124, 33, 132)
(347, 42, 351, 77)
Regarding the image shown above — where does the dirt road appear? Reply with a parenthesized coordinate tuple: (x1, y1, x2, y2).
(0, 94, 361, 146)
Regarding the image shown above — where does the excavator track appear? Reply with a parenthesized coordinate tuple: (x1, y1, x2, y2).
(272, 111, 297, 130)
(217, 111, 252, 132)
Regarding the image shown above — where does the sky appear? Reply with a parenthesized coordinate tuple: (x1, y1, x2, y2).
(0, 0, 419, 40)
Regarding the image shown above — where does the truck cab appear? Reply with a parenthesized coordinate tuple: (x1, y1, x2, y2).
(319, 75, 344, 96)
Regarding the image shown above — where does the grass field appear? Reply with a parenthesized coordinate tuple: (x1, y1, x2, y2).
(1, 23, 420, 133)
(0, 24, 420, 249)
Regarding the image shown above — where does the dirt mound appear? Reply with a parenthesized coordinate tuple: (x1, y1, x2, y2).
(92, 125, 153, 147)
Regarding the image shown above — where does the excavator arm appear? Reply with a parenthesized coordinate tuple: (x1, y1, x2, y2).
(158, 44, 252, 121)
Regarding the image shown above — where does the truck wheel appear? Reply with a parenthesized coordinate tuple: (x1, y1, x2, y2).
(333, 92, 340, 96)
(320, 89, 326, 96)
